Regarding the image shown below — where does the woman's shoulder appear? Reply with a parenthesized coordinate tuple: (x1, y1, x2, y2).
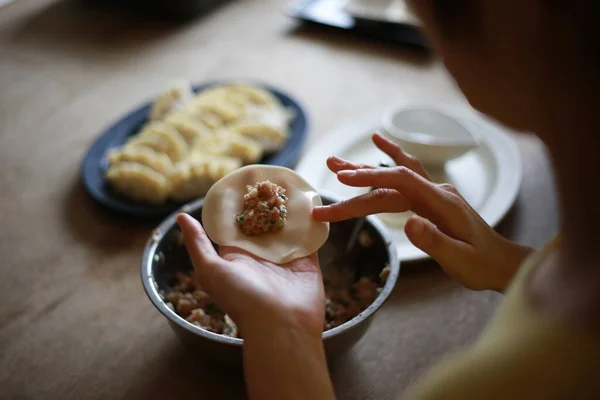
(403, 235, 600, 400)
(523, 234, 600, 333)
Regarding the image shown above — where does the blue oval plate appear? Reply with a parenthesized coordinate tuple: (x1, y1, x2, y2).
(81, 82, 309, 219)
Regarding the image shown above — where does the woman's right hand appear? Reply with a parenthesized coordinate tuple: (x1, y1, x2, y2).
(313, 133, 533, 292)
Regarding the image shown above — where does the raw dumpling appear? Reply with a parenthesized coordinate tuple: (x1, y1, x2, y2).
(182, 106, 225, 130)
(226, 84, 281, 107)
(107, 146, 173, 176)
(149, 80, 194, 121)
(192, 86, 231, 105)
(128, 121, 189, 162)
(189, 97, 242, 124)
(191, 131, 263, 164)
(106, 162, 170, 204)
(164, 111, 214, 145)
(224, 133, 263, 164)
(228, 120, 289, 153)
(169, 155, 242, 202)
(244, 102, 293, 126)
(201, 165, 330, 264)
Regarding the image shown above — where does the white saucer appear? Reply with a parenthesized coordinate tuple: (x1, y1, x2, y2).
(296, 105, 522, 263)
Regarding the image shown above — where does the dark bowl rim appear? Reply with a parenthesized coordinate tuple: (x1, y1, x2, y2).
(141, 191, 400, 347)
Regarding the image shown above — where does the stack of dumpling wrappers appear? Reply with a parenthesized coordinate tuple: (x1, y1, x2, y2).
(105, 81, 293, 204)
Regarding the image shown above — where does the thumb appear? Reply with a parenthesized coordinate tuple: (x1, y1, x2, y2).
(405, 216, 474, 279)
(177, 213, 222, 274)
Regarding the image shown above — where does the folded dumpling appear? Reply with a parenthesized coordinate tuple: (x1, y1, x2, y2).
(149, 80, 194, 121)
(128, 121, 189, 162)
(191, 131, 263, 164)
(243, 102, 293, 125)
(226, 84, 281, 108)
(224, 132, 264, 164)
(106, 162, 170, 204)
(192, 86, 230, 104)
(168, 155, 242, 202)
(189, 96, 242, 124)
(164, 111, 214, 146)
(107, 146, 173, 176)
(228, 119, 289, 153)
(180, 105, 225, 130)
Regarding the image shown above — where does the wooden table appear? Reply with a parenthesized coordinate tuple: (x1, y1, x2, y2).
(0, 1, 559, 398)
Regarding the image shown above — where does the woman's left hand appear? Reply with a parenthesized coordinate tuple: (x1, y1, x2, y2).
(176, 214, 325, 337)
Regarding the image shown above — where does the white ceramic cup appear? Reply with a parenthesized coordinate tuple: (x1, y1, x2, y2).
(382, 106, 479, 167)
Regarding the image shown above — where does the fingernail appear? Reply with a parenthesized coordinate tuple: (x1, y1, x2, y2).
(176, 214, 189, 229)
(176, 213, 189, 225)
(177, 213, 199, 231)
(338, 170, 356, 177)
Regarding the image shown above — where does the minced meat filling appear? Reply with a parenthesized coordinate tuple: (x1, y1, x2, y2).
(163, 272, 238, 337)
(236, 180, 288, 236)
(163, 264, 391, 338)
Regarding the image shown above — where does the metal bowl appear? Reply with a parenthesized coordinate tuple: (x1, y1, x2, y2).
(141, 194, 400, 368)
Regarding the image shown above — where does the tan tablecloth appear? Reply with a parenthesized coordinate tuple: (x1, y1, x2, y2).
(0, 1, 558, 398)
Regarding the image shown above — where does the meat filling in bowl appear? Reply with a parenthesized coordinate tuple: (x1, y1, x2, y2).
(164, 272, 238, 337)
(163, 265, 391, 338)
(235, 180, 288, 236)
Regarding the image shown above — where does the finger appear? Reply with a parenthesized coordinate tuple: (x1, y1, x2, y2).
(336, 167, 466, 233)
(327, 156, 374, 174)
(372, 133, 431, 180)
(313, 189, 408, 222)
(438, 182, 467, 202)
(405, 216, 473, 278)
(177, 214, 222, 268)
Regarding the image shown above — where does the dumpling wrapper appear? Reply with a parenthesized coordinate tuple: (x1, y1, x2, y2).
(202, 165, 330, 264)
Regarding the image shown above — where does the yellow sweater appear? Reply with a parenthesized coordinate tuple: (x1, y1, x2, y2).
(407, 237, 600, 399)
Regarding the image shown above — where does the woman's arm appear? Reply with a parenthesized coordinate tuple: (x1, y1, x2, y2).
(177, 214, 335, 400)
(243, 319, 335, 400)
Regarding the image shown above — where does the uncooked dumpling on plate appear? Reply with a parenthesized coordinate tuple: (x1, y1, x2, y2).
(149, 80, 194, 121)
(189, 97, 242, 124)
(183, 106, 225, 130)
(106, 162, 170, 204)
(224, 132, 264, 164)
(202, 165, 330, 264)
(191, 131, 263, 164)
(128, 121, 189, 162)
(149, 80, 194, 122)
(228, 120, 289, 153)
(226, 84, 281, 108)
(169, 155, 242, 202)
(164, 111, 214, 146)
(107, 146, 174, 176)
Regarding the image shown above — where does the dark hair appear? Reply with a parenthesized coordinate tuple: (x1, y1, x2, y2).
(430, 0, 479, 37)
